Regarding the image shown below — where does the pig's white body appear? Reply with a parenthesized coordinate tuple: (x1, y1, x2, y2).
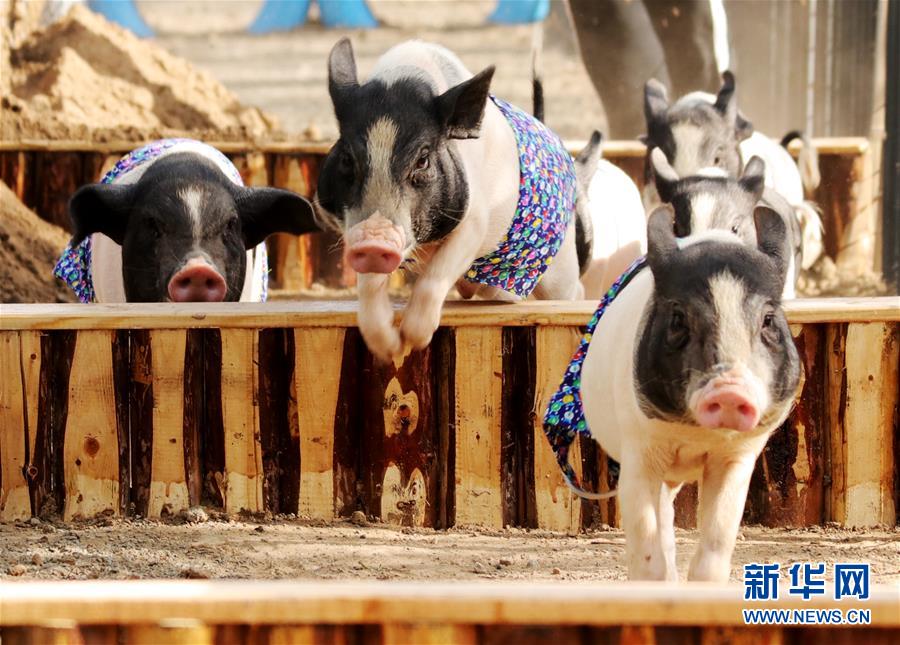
(580, 160, 647, 299)
(580, 231, 794, 581)
(88, 141, 266, 303)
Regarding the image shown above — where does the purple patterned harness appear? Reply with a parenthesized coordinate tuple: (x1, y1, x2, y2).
(542, 257, 647, 495)
(464, 96, 576, 298)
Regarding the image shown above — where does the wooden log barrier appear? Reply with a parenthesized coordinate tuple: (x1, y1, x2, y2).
(0, 581, 897, 643)
(0, 138, 871, 291)
(0, 298, 897, 529)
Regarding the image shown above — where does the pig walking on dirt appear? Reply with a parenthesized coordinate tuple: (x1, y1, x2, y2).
(544, 207, 801, 582)
(316, 39, 584, 362)
(55, 139, 320, 303)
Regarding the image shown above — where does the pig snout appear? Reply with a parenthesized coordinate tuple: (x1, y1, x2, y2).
(344, 213, 405, 274)
(691, 373, 761, 432)
(168, 258, 227, 302)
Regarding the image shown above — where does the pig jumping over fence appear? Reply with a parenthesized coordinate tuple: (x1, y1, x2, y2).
(316, 39, 583, 362)
(642, 72, 824, 272)
(55, 139, 319, 303)
(544, 207, 801, 582)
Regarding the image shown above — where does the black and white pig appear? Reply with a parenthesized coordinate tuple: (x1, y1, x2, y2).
(649, 147, 803, 298)
(642, 72, 823, 271)
(55, 139, 319, 303)
(316, 39, 585, 362)
(579, 207, 801, 581)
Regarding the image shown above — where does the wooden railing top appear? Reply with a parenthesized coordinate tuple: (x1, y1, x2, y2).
(1, 297, 897, 331)
(0, 136, 870, 156)
(1, 581, 897, 627)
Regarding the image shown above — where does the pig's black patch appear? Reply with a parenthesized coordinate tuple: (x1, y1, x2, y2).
(634, 207, 800, 424)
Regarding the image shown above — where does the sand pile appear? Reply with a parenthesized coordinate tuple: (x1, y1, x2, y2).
(1, 4, 281, 142)
(0, 181, 76, 303)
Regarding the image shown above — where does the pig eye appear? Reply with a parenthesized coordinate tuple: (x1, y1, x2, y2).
(338, 150, 354, 175)
(415, 153, 430, 171)
(666, 309, 690, 349)
(731, 225, 739, 234)
(762, 312, 775, 328)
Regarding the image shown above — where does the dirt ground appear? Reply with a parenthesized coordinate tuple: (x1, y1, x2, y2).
(1, 518, 898, 584)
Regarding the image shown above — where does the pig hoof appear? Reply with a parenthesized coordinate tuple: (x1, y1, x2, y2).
(362, 328, 403, 364)
(400, 320, 435, 352)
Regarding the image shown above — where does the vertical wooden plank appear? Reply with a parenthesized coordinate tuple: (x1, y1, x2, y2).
(295, 328, 345, 521)
(147, 330, 190, 518)
(33, 152, 83, 230)
(533, 326, 584, 533)
(127, 330, 155, 516)
(0, 332, 30, 520)
(380, 624, 477, 645)
(744, 324, 826, 527)
(220, 328, 264, 514)
(500, 327, 536, 528)
(272, 155, 313, 291)
(63, 330, 120, 520)
(453, 327, 503, 528)
(831, 322, 899, 526)
(267, 625, 350, 644)
(358, 339, 441, 528)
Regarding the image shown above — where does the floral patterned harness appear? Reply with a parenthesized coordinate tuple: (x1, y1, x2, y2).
(464, 96, 576, 298)
(542, 257, 647, 496)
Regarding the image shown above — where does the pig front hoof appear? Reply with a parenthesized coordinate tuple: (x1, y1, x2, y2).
(361, 326, 404, 364)
(399, 315, 437, 352)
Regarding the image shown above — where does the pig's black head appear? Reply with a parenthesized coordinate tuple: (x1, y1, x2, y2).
(317, 38, 494, 253)
(68, 152, 319, 302)
(651, 147, 766, 242)
(644, 71, 754, 179)
(634, 206, 800, 432)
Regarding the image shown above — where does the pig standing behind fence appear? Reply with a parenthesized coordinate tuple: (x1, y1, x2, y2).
(544, 206, 801, 581)
(55, 139, 320, 303)
(642, 72, 824, 273)
(316, 38, 585, 363)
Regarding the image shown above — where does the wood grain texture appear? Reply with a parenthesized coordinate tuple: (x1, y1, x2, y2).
(453, 328, 503, 528)
(62, 330, 120, 520)
(380, 624, 477, 645)
(126, 623, 214, 645)
(0, 332, 31, 520)
(294, 328, 345, 520)
(147, 330, 190, 518)
(533, 327, 584, 532)
(219, 329, 264, 514)
(1, 581, 897, 628)
(3, 298, 897, 331)
(831, 322, 899, 526)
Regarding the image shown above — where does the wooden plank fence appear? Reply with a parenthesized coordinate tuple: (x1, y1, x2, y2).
(1, 299, 897, 529)
(0, 581, 897, 643)
(0, 137, 873, 292)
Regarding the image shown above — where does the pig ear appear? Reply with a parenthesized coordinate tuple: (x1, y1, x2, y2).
(650, 147, 679, 203)
(713, 71, 738, 123)
(739, 155, 766, 201)
(646, 205, 678, 274)
(68, 183, 133, 246)
(644, 78, 669, 124)
(436, 66, 495, 139)
(753, 205, 789, 282)
(574, 130, 603, 182)
(328, 37, 359, 105)
(235, 187, 321, 249)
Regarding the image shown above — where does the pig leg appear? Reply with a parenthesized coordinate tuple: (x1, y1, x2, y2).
(357, 273, 402, 363)
(619, 465, 671, 580)
(532, 224, 584, 300)
(688, 457, 756, 582)
(658, 481, 683, 582)
(400, 210, 487, 351)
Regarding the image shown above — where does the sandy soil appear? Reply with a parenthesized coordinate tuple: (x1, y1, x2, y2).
(2, 518, 898, 584)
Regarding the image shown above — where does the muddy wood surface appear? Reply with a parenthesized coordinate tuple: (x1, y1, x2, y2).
(1, 519, 898, 583)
